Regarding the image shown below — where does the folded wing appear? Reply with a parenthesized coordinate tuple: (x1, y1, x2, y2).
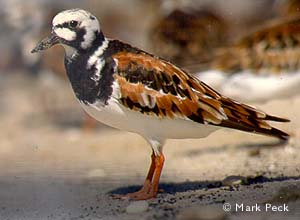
(113, 51, 289, 140)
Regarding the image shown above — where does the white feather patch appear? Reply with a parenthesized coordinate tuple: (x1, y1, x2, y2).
(91, 59, 105, 83)
(87, 39, 109, 70)
(53, 9, 95, 27)
(80, 19, 100, 49)
(54, 28, 76, 41)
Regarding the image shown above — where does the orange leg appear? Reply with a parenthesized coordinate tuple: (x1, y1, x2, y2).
(148, 154, 165, 196)
(145, 151, 157, 182)
(113, 151, 165, 200)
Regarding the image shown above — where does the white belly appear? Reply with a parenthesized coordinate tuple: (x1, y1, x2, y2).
(80, 99, 218, 141)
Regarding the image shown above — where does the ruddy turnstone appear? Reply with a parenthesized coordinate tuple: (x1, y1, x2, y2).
(197, 14, 300, 103)
(149, 9, 227, 69)
(32, 9, 289, 200)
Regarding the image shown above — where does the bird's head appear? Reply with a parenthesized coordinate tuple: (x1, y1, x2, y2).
(32, 9, 103, 56)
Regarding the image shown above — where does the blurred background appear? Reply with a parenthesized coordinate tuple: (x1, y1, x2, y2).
(0, 0, 300, 219)
(0, 0, 298, 130)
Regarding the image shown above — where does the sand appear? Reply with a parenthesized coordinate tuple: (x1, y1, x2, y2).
(0, 72, 299, 220)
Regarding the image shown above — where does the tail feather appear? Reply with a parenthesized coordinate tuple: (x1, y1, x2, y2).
(264, 115, 290, 123)
(219, 119, 290, 141)
(218, 97, 290, 141)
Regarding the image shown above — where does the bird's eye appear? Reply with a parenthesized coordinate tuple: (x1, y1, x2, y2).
(69, 20, 78, 29)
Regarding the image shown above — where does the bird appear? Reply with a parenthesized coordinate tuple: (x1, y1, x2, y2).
(277, 0, 300, 17)
(32, 9, 290, 200)
(149, 8, 228, 69)
(196, 14, 300, 103)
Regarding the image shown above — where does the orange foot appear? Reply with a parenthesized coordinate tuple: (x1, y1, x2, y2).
(112, 181, 159, 200)
(112, 152, 165, 200)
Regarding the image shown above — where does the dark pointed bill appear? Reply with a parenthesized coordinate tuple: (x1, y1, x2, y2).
(31, 33, 60, 53)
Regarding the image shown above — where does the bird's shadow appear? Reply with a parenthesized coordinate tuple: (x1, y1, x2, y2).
(109, 175, 300, 195)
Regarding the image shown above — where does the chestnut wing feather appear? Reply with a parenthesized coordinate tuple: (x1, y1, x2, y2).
(112, 51, 289, 140)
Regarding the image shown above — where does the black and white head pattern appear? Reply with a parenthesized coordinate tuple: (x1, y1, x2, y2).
(52, 9, 101, 53)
